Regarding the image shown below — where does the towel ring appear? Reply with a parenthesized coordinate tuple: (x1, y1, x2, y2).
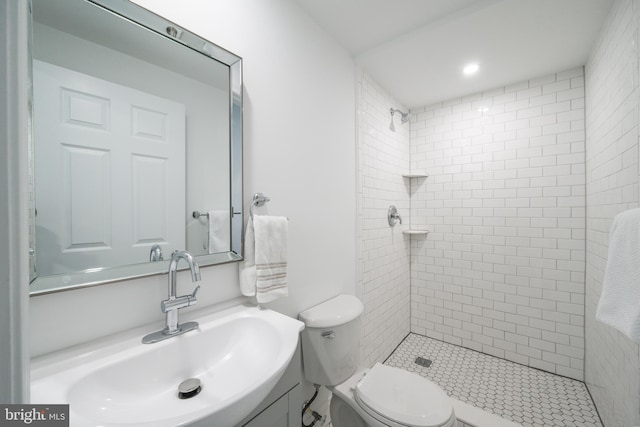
(250, 193, 270, 220)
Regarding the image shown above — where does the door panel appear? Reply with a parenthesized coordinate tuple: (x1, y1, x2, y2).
(34, 60, 186, 274)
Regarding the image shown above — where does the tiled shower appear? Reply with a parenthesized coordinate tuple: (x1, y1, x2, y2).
(357, 70, 412, 368)
(357, 0, 640, 426)
(409, 66, 586, 381)
(585, 0, 640, 424)
(386, 334, 602, 427)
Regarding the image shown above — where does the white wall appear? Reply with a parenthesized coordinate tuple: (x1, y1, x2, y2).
(409, 69, 587, 380)
(585, 0, 640, 425)
(30, 0, 356, 363)
(357, 70, 411, 367)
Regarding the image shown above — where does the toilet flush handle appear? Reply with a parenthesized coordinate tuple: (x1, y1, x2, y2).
(321, 331, 335, 339)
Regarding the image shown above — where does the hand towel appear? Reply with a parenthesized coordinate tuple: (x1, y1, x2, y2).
(239, 217, 257, 297)
(207, 210, 230, 254)
(596, 208, 640, 342)
(254, 215, 288, 303)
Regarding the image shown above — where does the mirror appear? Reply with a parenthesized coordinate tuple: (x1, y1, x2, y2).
(29, 0, 243, 295)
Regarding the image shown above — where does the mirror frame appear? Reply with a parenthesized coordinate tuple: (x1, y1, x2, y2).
(29, 0, 243, 296)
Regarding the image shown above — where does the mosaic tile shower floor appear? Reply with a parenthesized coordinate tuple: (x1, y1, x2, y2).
(385, 334, 602, 427)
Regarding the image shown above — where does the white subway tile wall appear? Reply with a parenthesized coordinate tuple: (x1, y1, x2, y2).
(409, 69, 587, 380)
(357, 71, 411, 367)
(585, 0, 640, 426)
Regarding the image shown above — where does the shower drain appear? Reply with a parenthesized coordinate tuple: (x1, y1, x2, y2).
(415, 356, 432, 368)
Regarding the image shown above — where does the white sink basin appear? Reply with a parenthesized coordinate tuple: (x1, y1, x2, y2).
(31, 302, 304, 427)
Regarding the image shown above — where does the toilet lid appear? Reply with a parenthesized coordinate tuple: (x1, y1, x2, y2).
(355, 363, 453, 427)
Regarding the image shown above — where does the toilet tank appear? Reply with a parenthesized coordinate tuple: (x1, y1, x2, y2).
(298, 295, 364, 386)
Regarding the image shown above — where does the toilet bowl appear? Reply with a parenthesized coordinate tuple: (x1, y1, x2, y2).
(331, 365, 456, 427)
(299, 295, 456, 427)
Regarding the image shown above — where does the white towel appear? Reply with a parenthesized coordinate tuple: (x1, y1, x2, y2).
(239, 217, 257, 297)
(254, 215, 288, 303)
(208, 210, 230, 254)
(596, 208, 640, 342)
(238, 215, 288, 303)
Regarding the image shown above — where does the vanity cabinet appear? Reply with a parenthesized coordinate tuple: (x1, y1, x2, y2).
(242, 384, 301, 427)
(237, 345, 303, 427)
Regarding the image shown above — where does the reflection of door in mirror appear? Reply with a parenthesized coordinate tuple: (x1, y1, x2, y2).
(34, 60, 186, 276)
(29, 0, 242, 294)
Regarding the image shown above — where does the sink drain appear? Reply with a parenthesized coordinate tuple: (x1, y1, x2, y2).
(178, 378, 202, 399)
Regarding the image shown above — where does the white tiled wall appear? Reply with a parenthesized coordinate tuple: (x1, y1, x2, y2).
(357, 70, 411, 367)
(585, 0, 640, 426)
(409, 70, 587, 380)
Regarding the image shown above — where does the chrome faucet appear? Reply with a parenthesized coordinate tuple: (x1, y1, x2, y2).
(142, 250, 201, 344)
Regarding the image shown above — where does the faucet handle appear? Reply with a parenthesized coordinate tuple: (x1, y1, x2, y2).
(388, 205, 402, 226)
(190, 285, 200, 299)
(161, 285, 201, 313)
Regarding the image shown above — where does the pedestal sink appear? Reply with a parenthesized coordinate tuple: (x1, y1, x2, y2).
(31, 302, 305, 427)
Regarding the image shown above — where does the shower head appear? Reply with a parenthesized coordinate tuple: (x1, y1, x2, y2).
(389, 108, 410, 131)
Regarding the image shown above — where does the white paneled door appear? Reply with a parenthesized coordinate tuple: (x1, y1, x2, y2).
(34, 60, 186, 275)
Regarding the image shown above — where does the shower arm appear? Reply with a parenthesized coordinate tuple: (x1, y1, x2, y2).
(390, 108, 410, 123)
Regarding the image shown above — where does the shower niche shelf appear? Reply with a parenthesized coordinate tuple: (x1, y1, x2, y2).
(403, 229, 429, 236)
(397, 172, 429, 236)
(401, 173, 428, 236)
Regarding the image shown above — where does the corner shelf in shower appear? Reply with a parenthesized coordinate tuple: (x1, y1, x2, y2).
(402, 173, 429, 178)
(403, 229, 429, 235)
(401, 173, 429, 235)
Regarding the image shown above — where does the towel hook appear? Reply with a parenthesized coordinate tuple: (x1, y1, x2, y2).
(250, 193, 271, 220)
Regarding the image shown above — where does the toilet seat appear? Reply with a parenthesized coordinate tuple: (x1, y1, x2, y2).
(354, 363, 454, 427)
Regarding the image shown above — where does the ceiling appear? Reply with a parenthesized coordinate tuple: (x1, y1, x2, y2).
(294, 0, 613, 108)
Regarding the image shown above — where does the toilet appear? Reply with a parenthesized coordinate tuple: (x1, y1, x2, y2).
(299, 294, 456, 427)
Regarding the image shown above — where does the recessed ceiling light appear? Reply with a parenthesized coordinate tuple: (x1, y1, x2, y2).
(463, 63, 479, 76)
